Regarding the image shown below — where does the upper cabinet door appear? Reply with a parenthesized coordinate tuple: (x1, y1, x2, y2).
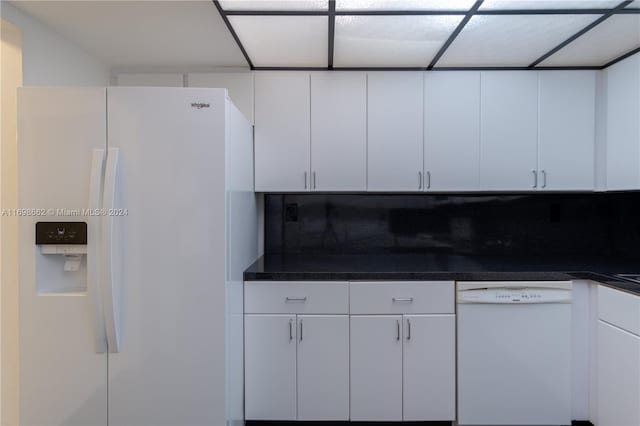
(606, 55, 640, 190)
(424, 72, 480, 191)
(367, 72, 424, 192)
(480, 72, 539, 191)
(538, 71, 595, 191)
(255, 72, 310, 192)
(311, 72, 367, 191)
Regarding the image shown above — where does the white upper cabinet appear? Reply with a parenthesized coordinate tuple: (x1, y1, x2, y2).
(606, 54, 640, 190)
(311, 72, 367, 191)
(255, 72, 310, 192)
(367, 72, 424, 192)
(538, 71, 596, 191)
(424, 72, 480, 191)
(480, 72, 539, 191)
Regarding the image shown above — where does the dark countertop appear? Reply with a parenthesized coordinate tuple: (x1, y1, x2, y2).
(244, 253, 640, 296)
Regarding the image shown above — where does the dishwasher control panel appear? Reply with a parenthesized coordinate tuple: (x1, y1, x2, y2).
(458, 288, 572, 304)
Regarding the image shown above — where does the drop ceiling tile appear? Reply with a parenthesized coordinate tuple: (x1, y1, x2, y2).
(229, 16, 328, 66)
(480, 0, 621, 9)
(540, 14, 640, 66)
(334, 15, 463, 67)
(336, 0, 475, 11)
(219, 0, 328, 10)
(436, 14, 599, 67)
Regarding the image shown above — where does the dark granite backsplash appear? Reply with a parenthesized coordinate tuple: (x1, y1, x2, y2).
(264, 193, 640, 258)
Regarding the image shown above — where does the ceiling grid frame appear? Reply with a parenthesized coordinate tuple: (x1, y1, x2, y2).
(212, 0, 640, 70)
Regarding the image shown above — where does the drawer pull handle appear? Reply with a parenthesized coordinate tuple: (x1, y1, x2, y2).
(392, 297, 414, 303)
(285, 297, 307, 302)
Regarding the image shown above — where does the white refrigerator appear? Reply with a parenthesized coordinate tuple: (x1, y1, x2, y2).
(17, 87, 257, 426)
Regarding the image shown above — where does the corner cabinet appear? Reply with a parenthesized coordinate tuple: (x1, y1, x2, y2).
(597, 285, 640, 426)
(606, 54, 640, 190)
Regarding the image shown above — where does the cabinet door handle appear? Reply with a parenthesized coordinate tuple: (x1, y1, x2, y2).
(289, 319, 293, 341)
(312, 171, 316, 189)
(426, 171, 431, 189)
(418, 171, 422, 190)
(542, 170, 547, 189)
(392, 297, 414, 303)
(304, 171, 307, 189)
(285, 297, 307, 302)
(299, 319, 303, 342)
(532, 170, 537, 188)
(396, 320, 400, 341)
(407, 318, 411, 340)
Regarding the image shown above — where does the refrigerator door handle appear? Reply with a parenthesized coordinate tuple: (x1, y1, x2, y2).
(101, 148, 121, 353)
(89, 149, 107, 353)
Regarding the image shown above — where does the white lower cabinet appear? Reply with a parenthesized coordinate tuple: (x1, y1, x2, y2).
(245, 281, 455, 422)
(350, 314, 456, 421)
(403, 315, 456, 421)
(245, 315, 297, 420)
(597, 285, 640, 426)
(350, 315, 404, 421)
(297, 315, 350, 420)
(244, 314, 349, 421)
(597, 320, 640, 426)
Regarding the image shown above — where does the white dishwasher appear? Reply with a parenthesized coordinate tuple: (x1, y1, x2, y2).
(457, 281, 572, 426)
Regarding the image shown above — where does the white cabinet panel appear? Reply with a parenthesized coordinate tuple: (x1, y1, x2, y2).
(311, 72, 367, 191)
(245, 315, 297, 420)
(480, 71, 539, 190)
(255, 72, 310, 192)
(367, 72, 424, 192)
(424, 72, 480, 191)
(597, 321, 640, 426)
(297, 315, 349, 420)
(539, 71, 595, 191)
(606, 54, 640, 190)
(403, 315, 456, 421)
(350, 315, 403, 421)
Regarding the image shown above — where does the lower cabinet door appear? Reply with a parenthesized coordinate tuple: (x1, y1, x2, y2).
(297, 315, 350, 420)
(245, 314, 297, 420)
(350, 315, 403, 421)
(597, 320, 640, 426)
(403, 314, 456, 421)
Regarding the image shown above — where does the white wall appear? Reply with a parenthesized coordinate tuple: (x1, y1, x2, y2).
(1, 2, 109, 86)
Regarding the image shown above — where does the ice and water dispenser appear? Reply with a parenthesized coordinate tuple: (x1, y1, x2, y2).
(35, 221, 88, 292)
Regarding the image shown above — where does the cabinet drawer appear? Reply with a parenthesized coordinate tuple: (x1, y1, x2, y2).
(245, 281, 349, 314)
(598, 285, 640, 336)
(350, 282, 454, 314)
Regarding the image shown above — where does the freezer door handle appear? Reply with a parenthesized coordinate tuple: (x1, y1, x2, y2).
(88, 149, 107, 353)
(101, 148, 122, 353)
